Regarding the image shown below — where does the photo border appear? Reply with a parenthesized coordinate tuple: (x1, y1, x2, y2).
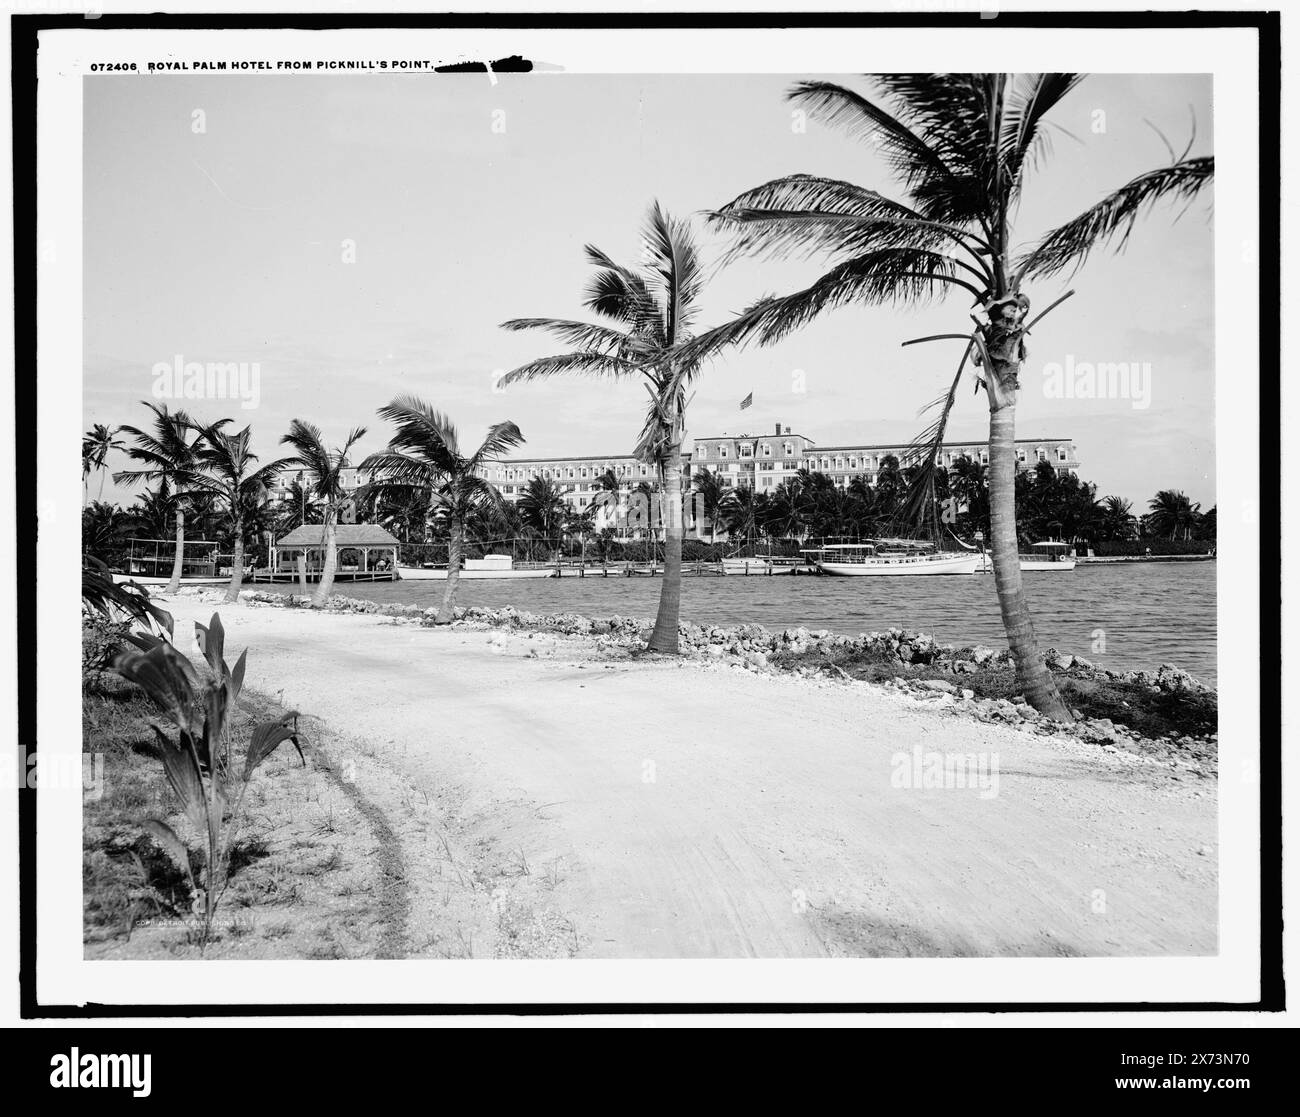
(13, 6, 1282, 1018)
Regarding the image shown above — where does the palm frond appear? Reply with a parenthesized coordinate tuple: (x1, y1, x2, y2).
(468, 421, 526, 469)
(642, 200, 703, 344)
(376, 395, 462, 468)
(499, 316, 635, 354)
(679, 246, 981, 364)
(1000, 73, 1084, 191)
(788, 80, 974, 220)
(498, 351, 643, 385)
(1016, 155, 1214, 280)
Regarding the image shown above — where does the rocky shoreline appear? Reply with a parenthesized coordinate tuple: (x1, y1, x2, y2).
(189, 587, 1217, 775)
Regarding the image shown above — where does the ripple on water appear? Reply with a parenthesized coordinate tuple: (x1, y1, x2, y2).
(331, 561, 1217, 683)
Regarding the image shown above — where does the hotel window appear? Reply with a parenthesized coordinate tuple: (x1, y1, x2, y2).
(849, 458, 857, 469)
(740, 444, 753, 458)
(1016, 449, 1027, 462)
(761, 443, 772, 457)
(980, 451, 989, 465)
(719, 446, 728, 459)
(1036, 449, 1047, 462)
(836, 458, 844, 470)
(784, 442, 793, 456)
(696, 445, 706, 459)
(761, 477, 773, 487)
(1057, 447, 1068, 462)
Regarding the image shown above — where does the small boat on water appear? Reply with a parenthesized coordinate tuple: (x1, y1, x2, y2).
(721, 555, 803, 576)
(397, 554, 555, 580)
(804, 540, 980, 577)
(976, 540, 1077, 573)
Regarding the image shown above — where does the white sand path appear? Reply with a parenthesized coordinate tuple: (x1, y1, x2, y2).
(163, 596, 1216, 959)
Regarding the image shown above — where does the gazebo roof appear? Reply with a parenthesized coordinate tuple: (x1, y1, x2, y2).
(275, 523, 400, 547)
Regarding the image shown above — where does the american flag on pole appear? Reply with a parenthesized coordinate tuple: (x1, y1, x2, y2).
(739, 392, 753, 410)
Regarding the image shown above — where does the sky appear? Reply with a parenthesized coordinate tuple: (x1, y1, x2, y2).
(83, 72, 1214, 509)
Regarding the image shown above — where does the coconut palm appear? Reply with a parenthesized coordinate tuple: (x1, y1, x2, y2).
(113, 403, 209, 594)
(1098, 495, 1137, 542)
(721, 485, 764, 550)
(500, 202, 738, 654)
(689, 73, 1213, 718)
(188, 423, 291, 603)
(591, 468, 623, 532)
(1146, 489, 1202, 541)
(691, 468, 727, 543)
(279, 420, 369, 607)
(518, 476, 567, 558)
(82, 424, 124, 502)
(362, 397, 524, 624)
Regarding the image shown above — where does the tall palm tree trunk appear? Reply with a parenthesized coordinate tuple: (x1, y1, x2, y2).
(647, 447, 683, 653)
(224, 514, 245, 604)
(436, 518, 463, 625)
(312, 514, 338, 608)
(165, 508, 186, 594)
(987, 402, 1070, 720)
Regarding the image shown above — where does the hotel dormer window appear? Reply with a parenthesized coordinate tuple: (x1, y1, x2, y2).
(719, 445, 728, 459)
(696, 445, 706, 459)
(740, 444, 753, 458)
(1058, 447, 1068, 462)
(784, 442, 793, 456)
(761, 443, 772, 457)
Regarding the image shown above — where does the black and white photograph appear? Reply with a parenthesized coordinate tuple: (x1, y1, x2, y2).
(5, 0, 1289, 1061)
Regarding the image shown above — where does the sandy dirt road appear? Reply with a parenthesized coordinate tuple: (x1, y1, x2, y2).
(163, 597, 1217, 959)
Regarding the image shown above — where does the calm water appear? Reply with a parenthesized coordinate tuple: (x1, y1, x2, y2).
(332, 562, 1217, 683)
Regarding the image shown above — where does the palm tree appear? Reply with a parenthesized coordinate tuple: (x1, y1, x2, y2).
(500, 202, 737, 654)
(189, 423, 291, 603)
(82, 424, 124, 502)
(691, 468, 727, 543)
(362, 397, 523, 624)
(563, 506, 597, 568)
(591, 468, 623, 533)
(279, 420, 369, 607)
(518, 477, 567, 558)
(689, 74, 1213, 719)
(630, 479, 657, 543)
(1098, 495, 1136, 542)
(81, 501, 131, 566)
(1147, 489, 1202, 541)
(113, 403, 207, 594)
(721, 485, 763, 550)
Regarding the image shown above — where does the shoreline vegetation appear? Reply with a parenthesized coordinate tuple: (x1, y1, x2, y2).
(222, 586, 1218, 753)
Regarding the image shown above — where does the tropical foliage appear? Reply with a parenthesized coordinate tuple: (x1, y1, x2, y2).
(362, 396, 524, 623)
(683, 72, 1213, 718)
(279, 420, 368, 606)
(110, 613, 303, 948)
(501, 202, 739, 653)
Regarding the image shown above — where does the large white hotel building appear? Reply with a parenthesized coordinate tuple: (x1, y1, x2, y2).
(479, 423, 1079, 539)
(274, 424, 1077, 540)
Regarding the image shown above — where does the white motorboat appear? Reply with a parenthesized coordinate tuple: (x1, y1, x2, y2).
(396, 554, 555, 580)
(976, 540, 1077, 573)
(721, 555, 802, 576)
(805, 540, 980, 577)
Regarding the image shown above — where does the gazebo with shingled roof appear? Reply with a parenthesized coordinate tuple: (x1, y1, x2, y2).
(271, 523, 401, 581)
